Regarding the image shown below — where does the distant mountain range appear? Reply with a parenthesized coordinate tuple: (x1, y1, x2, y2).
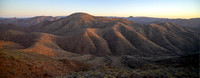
(0, 13, 199, 77)
(0, 16, 64, 26)
(126, 16, 200, 31)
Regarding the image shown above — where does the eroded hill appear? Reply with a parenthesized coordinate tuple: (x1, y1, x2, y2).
(0, 13, 199, 78)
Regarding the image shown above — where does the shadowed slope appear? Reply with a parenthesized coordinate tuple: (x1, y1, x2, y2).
(143, 23, 199, 55)
(0, 30, 38, 48)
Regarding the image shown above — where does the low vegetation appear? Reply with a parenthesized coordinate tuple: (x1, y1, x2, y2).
(57, 54, 199, 78)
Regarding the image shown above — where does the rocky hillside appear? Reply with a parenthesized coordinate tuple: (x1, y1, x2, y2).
(0, 13, 199, 77)
(29, 13, 199, 56)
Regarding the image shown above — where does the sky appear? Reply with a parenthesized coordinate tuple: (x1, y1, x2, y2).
(0, 0, 199, 18)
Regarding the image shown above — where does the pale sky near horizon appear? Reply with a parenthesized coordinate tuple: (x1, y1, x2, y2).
(0, 0, 199, 18)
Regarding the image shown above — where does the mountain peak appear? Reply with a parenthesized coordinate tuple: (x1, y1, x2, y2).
(128, 16, 134, 18)
(68, 12, 93, 18)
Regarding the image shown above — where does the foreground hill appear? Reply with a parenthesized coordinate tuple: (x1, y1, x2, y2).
(0, 41, 89, 78)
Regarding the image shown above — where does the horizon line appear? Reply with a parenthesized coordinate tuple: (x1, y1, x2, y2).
(1, 13, 200, 19)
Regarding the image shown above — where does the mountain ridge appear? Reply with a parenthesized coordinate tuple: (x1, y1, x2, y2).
(0, 13, 198, 56)
(0, 12, 199, 77)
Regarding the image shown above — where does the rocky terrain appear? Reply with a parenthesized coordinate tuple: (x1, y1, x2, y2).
(0, 13, 199, 78)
